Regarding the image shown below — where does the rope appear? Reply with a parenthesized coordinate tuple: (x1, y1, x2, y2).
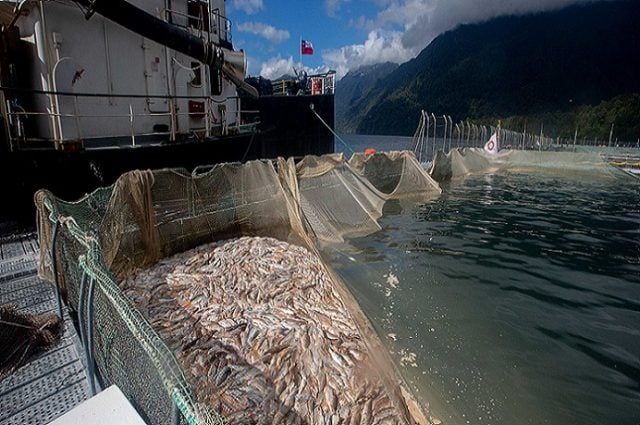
(0, 319, 36, 329)
(309, 104, 355, 155)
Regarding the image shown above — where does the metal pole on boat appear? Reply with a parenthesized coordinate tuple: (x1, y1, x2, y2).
(129, 104, 135, 147)
(35, 1, 60, 144)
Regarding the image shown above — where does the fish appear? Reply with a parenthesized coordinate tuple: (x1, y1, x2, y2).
(118, 236, 426, 425)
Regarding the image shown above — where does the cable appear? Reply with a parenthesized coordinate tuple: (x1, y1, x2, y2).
(309, 103, 354, 155)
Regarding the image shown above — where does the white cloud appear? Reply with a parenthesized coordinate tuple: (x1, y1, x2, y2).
(259, 55, 330, 80)
(368, 0, 598, 50)
(237, 22, 290, 43)
(322, 30, 417, 79)
(232, 0, 264, 15)
(327, 0, 598, 78)
(325, 0, 350, 17)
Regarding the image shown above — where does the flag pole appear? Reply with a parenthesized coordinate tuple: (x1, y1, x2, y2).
(299, 36, 302, 67)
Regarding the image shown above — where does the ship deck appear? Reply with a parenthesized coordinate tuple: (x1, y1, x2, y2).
(0, 233, 91, 425)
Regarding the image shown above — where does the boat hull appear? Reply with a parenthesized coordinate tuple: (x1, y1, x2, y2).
(1, 94, 335, 223)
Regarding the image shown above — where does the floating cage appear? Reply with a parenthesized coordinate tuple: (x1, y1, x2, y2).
(35, 152, 440, 425)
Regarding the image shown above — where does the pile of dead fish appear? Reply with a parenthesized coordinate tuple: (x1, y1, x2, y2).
(120, 236, 408, 424)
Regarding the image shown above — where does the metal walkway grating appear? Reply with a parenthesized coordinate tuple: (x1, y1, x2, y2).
(0, 235, 91, 425)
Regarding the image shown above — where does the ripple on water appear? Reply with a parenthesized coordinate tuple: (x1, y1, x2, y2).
(326, 172, 640, 425)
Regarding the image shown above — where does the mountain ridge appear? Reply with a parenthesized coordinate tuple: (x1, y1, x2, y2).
(344, 0, 640, 137)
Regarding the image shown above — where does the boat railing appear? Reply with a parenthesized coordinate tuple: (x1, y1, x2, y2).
(0, 89, 258, 151)
(271, 71, 336, 96)
(163, 5, 232, 46)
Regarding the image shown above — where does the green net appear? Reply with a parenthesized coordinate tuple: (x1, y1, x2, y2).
(35, 146, 630, 423)
(35, 153, 436, 425)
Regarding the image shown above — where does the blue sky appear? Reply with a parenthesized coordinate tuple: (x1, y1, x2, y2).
(227, 0, 595, 80)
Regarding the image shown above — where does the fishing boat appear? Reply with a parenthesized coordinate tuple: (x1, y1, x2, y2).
(0, 0, 336, 220)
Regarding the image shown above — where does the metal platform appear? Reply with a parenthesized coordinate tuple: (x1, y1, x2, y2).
(0, 235, 91, 425)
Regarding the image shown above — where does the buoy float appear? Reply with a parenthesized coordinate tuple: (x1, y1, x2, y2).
(364, 147, 376, 155)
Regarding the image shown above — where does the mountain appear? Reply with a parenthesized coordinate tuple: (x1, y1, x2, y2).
(335, 62, 398, 133)
(349, 0, 640, 137)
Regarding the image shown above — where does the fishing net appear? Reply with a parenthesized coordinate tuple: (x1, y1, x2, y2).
(348, 151, 441, 198)
(34, 152, 435, 425)
(429, 148, 624, 181)
(0, 305, 62, 380)
(293, 152, 441, 243)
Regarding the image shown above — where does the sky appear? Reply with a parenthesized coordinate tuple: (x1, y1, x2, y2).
(227, 0, 599, 80)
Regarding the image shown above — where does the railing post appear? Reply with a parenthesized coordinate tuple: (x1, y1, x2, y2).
(73, 94, 82, 143)
(129, 104, 136, 147)
(237, 96, 241, 131)
(169, 97, 177, 142)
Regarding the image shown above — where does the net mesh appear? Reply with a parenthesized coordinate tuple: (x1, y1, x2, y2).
(429, 147, 624, 181)
(35, 152, 435, 425)
(349, 151, 441, 198)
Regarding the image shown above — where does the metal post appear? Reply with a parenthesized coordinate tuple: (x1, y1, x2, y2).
(170, 97, 177, 141)
(419, 111, 427, 162)
(447, 116, 453, 152)
(237, 96, 242, 131)
(442, 114, 447, 153)
(50, 219, 63, 319)
(129, 104, 135, 147)
(425, 112, 430, 161)
(431, 112, 436, 160)
(412, 110, 422, 153)
(73, 95, 82, 142)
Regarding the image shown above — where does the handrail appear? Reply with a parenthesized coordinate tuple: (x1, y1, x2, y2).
(163, 6, 232, 43)
(2, 89, 259, 148)
(0, 86, 226, 99)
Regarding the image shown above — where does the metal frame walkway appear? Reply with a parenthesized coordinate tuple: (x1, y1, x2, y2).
(0, 235, 90, 425)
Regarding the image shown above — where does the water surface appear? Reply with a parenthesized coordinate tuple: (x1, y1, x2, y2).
(324, 171, 640, 425)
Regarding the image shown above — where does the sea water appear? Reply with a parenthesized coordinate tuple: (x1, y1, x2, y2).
(324, 142, 640, 424)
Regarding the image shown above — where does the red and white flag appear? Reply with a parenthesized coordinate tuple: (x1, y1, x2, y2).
(301, 39, 314, 55)
(484, 133, 498, 154)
